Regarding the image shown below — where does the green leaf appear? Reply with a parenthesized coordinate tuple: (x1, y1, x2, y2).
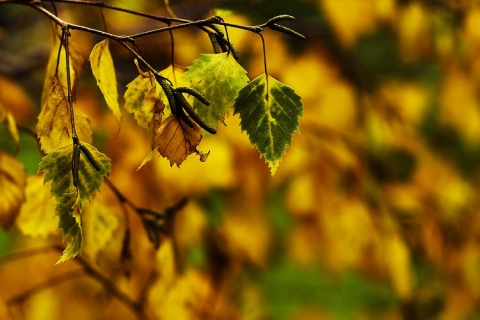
(38, 143, 111, 201)
(38, 143, 111, 262)
(233, 74, 303, 175)
(55, 192, 82, 263)
(90, 40, 121, 121)
(77, 143, 111, 199)
(184, 53, 249, 131)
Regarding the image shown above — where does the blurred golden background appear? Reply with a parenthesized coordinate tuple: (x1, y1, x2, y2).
(2, 0, 480, 319)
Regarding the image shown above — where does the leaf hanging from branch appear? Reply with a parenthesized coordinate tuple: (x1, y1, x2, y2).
(90, 40, 121, 121)
(16, 175, 58, 238)
(233, 74, 303, 175)
(38, 142, 111, 262)
(55, 192, 83, 263)
(124, 72, 157, 129)
(0, 152, 26, 229)
(153, 115, 202, 167)
(37, 39, 91, 153)
(37, 78, 92, 153)
(184, 53, 249, 131)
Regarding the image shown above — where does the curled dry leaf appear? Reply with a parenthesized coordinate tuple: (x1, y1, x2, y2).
(153, 115, 202, 167)
(0, 152, 26, 229)
(197, 150, 210, 162)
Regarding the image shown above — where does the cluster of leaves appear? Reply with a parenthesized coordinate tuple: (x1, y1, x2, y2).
(8, 1, 480, 320)
(0, 2, 304, 262)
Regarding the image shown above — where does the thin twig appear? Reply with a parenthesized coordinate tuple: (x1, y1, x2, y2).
(6, 270, 85, 306)
(73, 253, 145, 317)
(0, 245, 147, 318)
(0, 246, 59, 267)
(28, 3, 135, 43)
(62, 27, 78, 141)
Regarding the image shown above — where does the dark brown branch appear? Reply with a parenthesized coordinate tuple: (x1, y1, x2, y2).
(28, 2, 135, 43)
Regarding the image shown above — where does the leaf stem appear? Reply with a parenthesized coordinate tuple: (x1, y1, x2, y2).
(258, 32, 269, 90)
(62, 27, 77, 141)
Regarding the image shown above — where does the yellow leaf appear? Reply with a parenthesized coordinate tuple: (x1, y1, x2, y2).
(6, 112, 19, 146)
(124, 73, 156, 129)
(321, 0, 377, 46)
(82, 199, 119, 261)
(398, 2, 429, 58)
(144, 84, 165, 141)
(37, 38, 89, 153)
(384, 234, 412, 299)
(0, 152, 26, 229)
(149, 267, 211, 320)
(0, 104, 19, 147)
(153, 115, 202, 166)
(219, 208, 271, 267)
(16, 175, 58, 238)
(37, 77, 92, 153)
(440, 69, 480, 143)
(90, 40, 121, 121)
(41, 38, 83, 102)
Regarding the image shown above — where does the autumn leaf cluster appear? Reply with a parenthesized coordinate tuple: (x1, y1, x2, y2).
(3, 0, 480, 320)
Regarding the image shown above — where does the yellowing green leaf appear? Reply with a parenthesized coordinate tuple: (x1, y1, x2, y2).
(144, 84, 166, 140)
(38, 142, 111, 201)
(37, 77, 92, 153)
(55, 192, 83, 263)
(90, 40, 121, 121)
(38, 143, 110, 262)
(0, 152, 26, 229)
(184, 53, 249, 131)
(124, 73, 156, 129)
(233, 74, 303, 175)
(16, 175, 58, 238)
(153, 115, 202, 166)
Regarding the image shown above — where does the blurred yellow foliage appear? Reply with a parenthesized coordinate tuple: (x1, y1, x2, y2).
(4, 1, 480, 319)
